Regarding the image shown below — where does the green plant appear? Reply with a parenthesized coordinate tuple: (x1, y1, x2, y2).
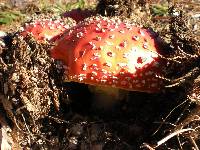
(0, 10, 25, 25)
(41, 0, 86, 14)
(151, 4, 168, 16)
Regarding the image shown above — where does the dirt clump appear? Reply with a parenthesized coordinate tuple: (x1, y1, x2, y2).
(0, 33, 65, 147)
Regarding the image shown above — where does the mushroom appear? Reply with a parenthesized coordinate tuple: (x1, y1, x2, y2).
(62, 8, 95, 23)
(20, 18, 72, 42)
(50, 16, 166, 107)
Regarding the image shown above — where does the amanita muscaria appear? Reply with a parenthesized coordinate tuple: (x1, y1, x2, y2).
(62, 8, 94, 23)
(20, 18, 73, 42)
(51, 16, 166, 93)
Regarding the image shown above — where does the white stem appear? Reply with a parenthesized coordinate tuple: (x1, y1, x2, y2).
(88, 85, 128, 109)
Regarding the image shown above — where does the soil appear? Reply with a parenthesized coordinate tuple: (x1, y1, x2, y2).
(0, 0, 200, 149)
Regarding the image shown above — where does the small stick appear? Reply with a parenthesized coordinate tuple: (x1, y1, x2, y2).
(189, 136, 199, 150)
(152, 100, 187, 135)
(154, 128, 195, 148)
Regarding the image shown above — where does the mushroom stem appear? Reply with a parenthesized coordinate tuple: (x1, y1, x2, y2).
(88, 85, 128, 109)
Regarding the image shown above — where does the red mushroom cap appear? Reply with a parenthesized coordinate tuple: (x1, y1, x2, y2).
(62, 8, 95, 23)
(51, 16, 166, 93)
(20, 18, 70, 42)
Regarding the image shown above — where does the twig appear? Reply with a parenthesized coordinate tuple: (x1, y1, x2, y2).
(189, 136, 199, 150)
(165, 67, 200, 88)
(177, 135, 183, 150)
(141, 143, 155, 150)
(154, 128, 195, 148)
(153, 100, 187, 135)
(21, 114, 32, 146)
(47, 115, 70, 124)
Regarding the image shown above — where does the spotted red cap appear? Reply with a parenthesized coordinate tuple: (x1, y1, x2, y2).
(63, 8, 94, 23)
(51, 16, 166, 93)
(20, 18, 70, 42)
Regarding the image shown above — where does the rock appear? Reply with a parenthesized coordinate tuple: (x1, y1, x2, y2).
(0, 31, 6, 38)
